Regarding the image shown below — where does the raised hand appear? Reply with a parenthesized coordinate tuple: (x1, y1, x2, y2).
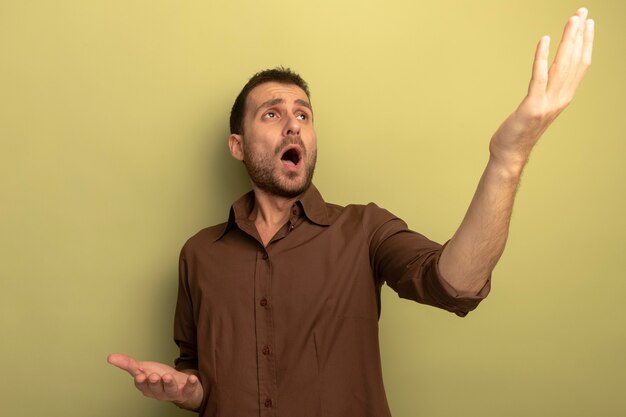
(107, 353, 203, 411)
(490, 8, 595, 171)
(438, 9, 595, 294)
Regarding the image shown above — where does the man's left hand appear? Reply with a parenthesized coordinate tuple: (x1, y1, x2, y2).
(489, 7, 594, 175)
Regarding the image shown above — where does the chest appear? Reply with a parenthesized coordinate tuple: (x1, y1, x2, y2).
(187, 221, 380, 333)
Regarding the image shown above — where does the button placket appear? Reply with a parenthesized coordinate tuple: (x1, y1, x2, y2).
(290, 206, 299, 231)
(255, 248, 277, 416)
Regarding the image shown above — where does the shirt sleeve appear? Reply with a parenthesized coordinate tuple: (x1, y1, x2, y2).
(365, 204, 490, 317)
(173, 246, 199, 371)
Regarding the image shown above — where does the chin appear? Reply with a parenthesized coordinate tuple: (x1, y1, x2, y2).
(268, 177, 312, 199)
(276, 183, 310, 198)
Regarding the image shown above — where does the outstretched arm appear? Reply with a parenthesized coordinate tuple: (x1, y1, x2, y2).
(107, 353, 203, 411)
(439, 8, 594, 295)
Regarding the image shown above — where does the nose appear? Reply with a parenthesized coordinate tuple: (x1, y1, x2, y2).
(283, 114, 301, 137)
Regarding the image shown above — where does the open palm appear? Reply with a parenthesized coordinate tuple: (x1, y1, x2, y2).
(107, 353, 203, 411)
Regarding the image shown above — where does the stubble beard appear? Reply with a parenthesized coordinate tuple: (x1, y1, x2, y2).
(243, 136, 317, 199)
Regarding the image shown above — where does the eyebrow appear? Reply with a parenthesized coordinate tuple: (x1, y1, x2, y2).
(254, 98, 313, 116)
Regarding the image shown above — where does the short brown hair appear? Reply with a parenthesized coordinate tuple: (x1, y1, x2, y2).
(229, 67, 310, 134)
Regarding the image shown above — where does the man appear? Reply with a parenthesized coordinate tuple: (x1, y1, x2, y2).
(108, 8, 594, 416)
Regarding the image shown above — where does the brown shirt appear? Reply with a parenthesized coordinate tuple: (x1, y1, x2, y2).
(174, 184, 490, 417)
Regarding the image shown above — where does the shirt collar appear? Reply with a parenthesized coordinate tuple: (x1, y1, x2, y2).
(298, 184, 331, 227)
(215, 183, 331, 241)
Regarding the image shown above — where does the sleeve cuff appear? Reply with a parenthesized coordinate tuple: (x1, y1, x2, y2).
(429, 250, 491, 317)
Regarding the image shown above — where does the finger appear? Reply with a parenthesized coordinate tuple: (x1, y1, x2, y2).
(107, 353, 143, 377)
(133, 373, 153, 398)
(162, 373, 179, 397)
(582, 19, 595, 66)
(528, 35, 550, 96)
(548, 14, 580, 92)
(552, 14, 580, 71)
(146, 373, 167, 399)
(570, 9, 587, 67)
(181, 374, 200, 399)
(569, 16, 595, 92)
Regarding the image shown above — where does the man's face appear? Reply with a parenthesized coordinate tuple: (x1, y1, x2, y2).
(233, 81, 317, 198)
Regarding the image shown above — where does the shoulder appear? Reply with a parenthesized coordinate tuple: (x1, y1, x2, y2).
(324, 202, 407, 239)
(180, 222, 228, 256)
(326, 201, 400, 223)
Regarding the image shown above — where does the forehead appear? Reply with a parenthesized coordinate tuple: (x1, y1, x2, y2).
(245, 82, 310, 111)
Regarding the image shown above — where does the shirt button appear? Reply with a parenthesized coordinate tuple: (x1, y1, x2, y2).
(262, 345, 271, 355)
(264, 398, 273, 408)
(262, 253, 269, 260)
(259, 298, 268, 307)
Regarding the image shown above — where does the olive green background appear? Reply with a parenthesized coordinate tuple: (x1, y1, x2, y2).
(1, 1, 624, 416)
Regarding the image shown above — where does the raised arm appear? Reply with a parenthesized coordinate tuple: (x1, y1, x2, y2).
(107, 353, 203, 411)
(438, 8, 594, 294)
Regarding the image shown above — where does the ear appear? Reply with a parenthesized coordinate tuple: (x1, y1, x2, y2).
(228, 134, 244, 161)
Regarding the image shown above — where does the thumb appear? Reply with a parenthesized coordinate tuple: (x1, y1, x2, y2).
(107, 353, 142, 377)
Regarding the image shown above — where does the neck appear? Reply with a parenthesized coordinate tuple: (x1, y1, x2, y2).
(252, 187, 303, 245)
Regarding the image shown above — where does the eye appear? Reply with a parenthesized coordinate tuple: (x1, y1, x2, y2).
(296, 113, 308, 121)
(264, 111, 277, 119)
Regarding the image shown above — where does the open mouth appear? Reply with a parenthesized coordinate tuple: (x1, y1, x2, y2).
(280, 146, 302, 167)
